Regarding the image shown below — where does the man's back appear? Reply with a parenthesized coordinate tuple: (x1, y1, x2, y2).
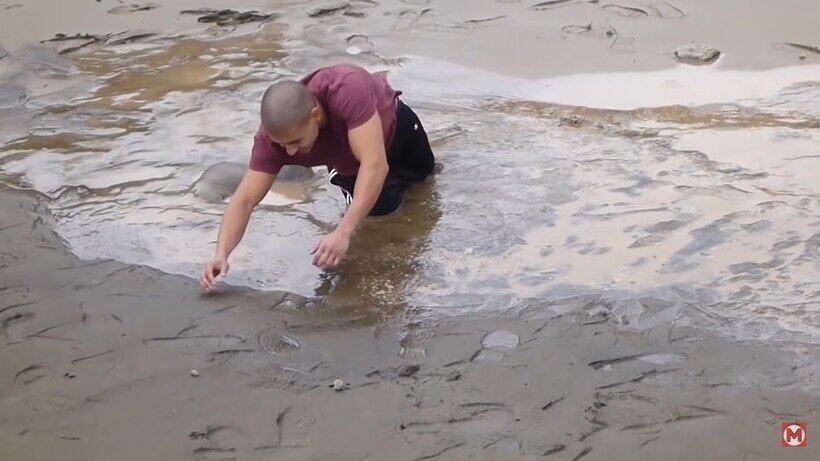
(249, 64, 401, 176)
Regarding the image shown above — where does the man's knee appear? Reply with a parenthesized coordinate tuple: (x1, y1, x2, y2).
(369, 187, 403, 217)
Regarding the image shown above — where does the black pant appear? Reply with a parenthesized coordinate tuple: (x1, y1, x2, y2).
(329, 100, 435, 216)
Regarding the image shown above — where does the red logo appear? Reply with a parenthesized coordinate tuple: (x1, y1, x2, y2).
(782, 422, 807, 447)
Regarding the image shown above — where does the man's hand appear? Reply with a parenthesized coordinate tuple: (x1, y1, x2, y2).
(200, 256, 230, 292)
(310, 229, 351, 270)
(199, 168, 275, 293)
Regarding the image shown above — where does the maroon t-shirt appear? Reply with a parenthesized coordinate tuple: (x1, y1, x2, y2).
(249, 64, 401, 176)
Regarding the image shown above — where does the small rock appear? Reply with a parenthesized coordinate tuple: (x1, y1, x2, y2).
(332, 378, 346, 391)
(799, 53, 807, 61)
(674, 44, 720, 65)
(190, 369, 200, 377)
(445, 371, 462, 381)
(396, 363, 420, 377)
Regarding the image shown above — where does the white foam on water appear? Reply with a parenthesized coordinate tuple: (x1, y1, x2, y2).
(388, 55, 820, 110)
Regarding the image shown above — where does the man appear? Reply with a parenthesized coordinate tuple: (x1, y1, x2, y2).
(200, 63, 436, 292)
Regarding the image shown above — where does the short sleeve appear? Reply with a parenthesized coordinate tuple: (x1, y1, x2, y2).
(329, 72, 377, 131)
(248, 126, 283, 175)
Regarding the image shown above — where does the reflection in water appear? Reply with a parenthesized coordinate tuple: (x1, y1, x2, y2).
(306, 180, 443, 354)
(317, 179, 443, 307)
(0, 24, 818, 353)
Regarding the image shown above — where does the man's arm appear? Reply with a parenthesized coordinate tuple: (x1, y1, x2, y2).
(201, 169, 275, 291)
(214, 169, 276, 258)
(311, 111, 388, 269)
(338, 111, 389, 234)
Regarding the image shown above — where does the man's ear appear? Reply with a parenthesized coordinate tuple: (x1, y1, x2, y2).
(310, 105, 321, 123)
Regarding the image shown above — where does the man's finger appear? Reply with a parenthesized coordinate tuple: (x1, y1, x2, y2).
(319, 249, 336, 268)
(313, 246, 327, 266)
(323, 252, 339, 269)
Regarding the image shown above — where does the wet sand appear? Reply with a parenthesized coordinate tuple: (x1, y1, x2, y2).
(1, 0, 819, 459)
(1, 185, 817, 460)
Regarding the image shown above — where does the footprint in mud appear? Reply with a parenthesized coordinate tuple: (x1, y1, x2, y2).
(391, 8, 470, 33)
(399, 323, 433, 358)
(26, 393, 78, 412)
(392, 10, 422, 31)
(416, 9, 477, 33)
(393, 8, 437, 31)
(14, 364, 52, 386)
(346, 34, 375, 55)
(269, 405, 315, 448)
(1, 310, 35, 341)
(191, 425, 253, 459)
(258, 328, 301, 356)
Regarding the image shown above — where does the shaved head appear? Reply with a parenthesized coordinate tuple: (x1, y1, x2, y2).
(260, 80, 315, 136)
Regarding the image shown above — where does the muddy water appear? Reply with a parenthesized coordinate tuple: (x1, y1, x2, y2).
(0, 15, 818, 353)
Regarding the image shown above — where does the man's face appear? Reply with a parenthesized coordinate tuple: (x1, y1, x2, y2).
(269, 108, 321, 156)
